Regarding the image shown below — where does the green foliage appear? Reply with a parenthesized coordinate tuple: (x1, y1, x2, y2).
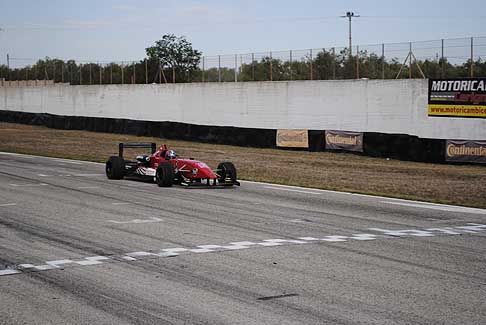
(1, 47, 484, 84)
(145, 34, 202, 82)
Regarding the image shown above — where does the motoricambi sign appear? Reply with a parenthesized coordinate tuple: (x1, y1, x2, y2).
(428, 79, 486, 118)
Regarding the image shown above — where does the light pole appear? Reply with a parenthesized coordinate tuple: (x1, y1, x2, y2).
(341, 12, 360, 58)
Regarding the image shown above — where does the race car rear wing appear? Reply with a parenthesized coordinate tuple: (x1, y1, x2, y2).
(119, 143, 157, 158)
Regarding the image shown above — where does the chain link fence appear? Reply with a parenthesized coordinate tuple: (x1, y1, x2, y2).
(1, 36, 485, 85)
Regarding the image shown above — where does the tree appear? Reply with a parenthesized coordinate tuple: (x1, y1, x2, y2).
(145, 34, 202, 82)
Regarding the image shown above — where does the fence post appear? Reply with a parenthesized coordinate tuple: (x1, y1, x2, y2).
(356, 45, 359, 79)
(99, 63, 102, 85)
(79, 64, 82, 85)
(202, 56, 205, 82)
(470, 37, 474, 78)
(145, 59, 148, 84)
(409, 42, 412, 79)
(110, 64, 113, 84)
(289, 50, 292, 80)
(310, 49, 313, 80)
(89, 63, 92, 85)
(61, 62, 64, 83)
(240, 55, 243, 80)
(441, 39, 444, 78)
(218, 55, 221, 82)
(158, 59, 161, 84)
(332, 47, 336, 80)
(382, 43, 385, 79)
(234, 54, 237, 82)
(172, 66, 175, 83)
(251, 53, 255, 81)
(133, 62, 136, 84)
(53, 62, 56, 83)
(269, 51, 273, 81)
(121, 62, 124, 84)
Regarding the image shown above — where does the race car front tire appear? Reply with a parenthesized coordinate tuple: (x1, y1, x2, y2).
(106, 156, 125, 180)
(156, 162, 174, 187)
(217, 161, 237, 185)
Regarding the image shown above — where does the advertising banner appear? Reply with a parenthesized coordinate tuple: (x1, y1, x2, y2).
(325, 130, 363, 152)
(428, 79, 486, 118)
(276, 129, 309, 148)
(445, 140, 486, 163)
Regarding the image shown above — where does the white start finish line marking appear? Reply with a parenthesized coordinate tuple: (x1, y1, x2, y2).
(1, 223, 485, 277)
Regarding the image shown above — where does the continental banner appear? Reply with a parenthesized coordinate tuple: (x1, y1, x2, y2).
(445, 140, 486, 163)
(325, 130, 363, 152)
(428, 78, 486, 118)
(276, 129, 309, 148)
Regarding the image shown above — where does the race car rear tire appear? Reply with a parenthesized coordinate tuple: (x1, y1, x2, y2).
(106, 156, 125, 180)
(156, 162, 174, 187)
(217, 162, 237, 185)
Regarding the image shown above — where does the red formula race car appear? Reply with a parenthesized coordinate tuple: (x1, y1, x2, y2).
(105, 143, 240, 187)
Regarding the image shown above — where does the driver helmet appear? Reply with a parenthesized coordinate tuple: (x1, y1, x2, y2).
(166, 150, 177, 159)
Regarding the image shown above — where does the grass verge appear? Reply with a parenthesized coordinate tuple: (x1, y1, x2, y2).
(1, 122, 485, 208)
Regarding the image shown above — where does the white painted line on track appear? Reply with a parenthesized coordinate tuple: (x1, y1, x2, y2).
(73, 173, 105, 177)
(0, 203, 16, 207)
(54, 160, 82, 165)
(108, 217, 163, 224)
(382, 201, 486, 215)
(9, 183, 48, 187)
(77, 186, 100, 189)
(0, 269, 21, 276)
(263, 186, 322, 195)
(0, 152, 103, 165)
(1, 222, 485, 277)
(0, 152, 34, 159)
(37, 174, 52, 177)
(111, 202, 131, 205)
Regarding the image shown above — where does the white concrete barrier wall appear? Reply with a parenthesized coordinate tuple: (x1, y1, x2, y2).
(1, 80, 485, 140)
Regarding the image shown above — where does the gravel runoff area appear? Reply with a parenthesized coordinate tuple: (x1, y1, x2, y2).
(0, 122, 485, 208)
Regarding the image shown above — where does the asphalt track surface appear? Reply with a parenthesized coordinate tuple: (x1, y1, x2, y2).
(1, 152, 486, 324)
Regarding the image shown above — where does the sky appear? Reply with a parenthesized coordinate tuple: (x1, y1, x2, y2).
(0, 0, 485, 67)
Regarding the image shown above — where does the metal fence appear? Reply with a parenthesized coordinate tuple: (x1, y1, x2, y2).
(1, 36, 485, 85)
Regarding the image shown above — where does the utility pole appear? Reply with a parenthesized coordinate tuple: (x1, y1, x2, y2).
(7, 53, 10, 81)
(341, 12, 360, 58)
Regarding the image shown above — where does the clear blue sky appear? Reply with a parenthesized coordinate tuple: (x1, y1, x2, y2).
(0, 0, 485, 66)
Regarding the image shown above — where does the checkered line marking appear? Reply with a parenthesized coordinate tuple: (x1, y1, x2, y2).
(1, 223, 485, 277)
